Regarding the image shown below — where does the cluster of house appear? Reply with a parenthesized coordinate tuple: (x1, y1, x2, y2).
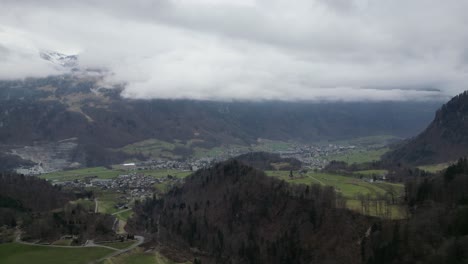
(120, 157, 218, 172)
(53, 172, 184, 198)
(279, 144, 358, 169)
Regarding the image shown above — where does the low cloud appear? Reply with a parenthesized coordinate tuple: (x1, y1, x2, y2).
(0, 0, 467, 101)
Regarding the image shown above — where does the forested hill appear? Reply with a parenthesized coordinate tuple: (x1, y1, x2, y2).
(363, 158, 468, 263)
(0, 75, 441, 167)
(128, 160, 371, 264)
(0, 173, 116, 243)
(127, 158, 468, 264)
(384, 91, 468, 165)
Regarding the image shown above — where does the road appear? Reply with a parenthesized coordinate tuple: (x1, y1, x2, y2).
(15, 231, 119, 251)
(15, 229, 145, 263)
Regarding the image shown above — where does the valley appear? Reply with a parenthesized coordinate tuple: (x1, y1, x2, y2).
(2, 2, 468, 263)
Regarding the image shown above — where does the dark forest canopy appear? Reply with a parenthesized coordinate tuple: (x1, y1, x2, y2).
(127, 158, 468, 264)
(128, 160, 371, 264)
(0, 173, 116, 243)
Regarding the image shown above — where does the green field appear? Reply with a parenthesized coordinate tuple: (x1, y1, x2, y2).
(326, 148, 389, 164)
(353, 169, 388, 177)
(104, 249, 190, 264)
(96, 191, 123, 215)
(346, 199, 406, 219)
(265, 170, 405, 219)
(418, 162, 452, 173)
(0, 243, 113, 264)
(331, 135, 401, 147)
(40, 167, 121, 181)
(114, 209, 134, 221)
(266, 171, 402, 199)
(100, 240, 136, 250)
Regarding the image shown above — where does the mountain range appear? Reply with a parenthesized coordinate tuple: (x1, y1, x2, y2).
(0, 74, 442, 171)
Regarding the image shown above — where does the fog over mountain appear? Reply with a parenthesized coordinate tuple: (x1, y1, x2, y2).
(1, 0, 467, 101)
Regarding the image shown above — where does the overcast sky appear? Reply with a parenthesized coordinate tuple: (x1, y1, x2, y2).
(1, 0, 467, 101)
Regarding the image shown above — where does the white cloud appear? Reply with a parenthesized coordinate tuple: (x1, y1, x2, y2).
(0, 0, 467, 101)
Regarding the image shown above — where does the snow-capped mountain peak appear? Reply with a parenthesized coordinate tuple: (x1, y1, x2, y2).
(39, 50, 78, 69)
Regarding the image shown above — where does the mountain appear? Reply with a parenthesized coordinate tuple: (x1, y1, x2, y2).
(127, 160, 371, 264)
(39, 51, 79, 70)
(0, 74, 442, 171)
(384, 91, 468, 165)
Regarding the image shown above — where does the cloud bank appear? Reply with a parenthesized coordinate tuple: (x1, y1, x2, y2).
(1, 0, 467, 101)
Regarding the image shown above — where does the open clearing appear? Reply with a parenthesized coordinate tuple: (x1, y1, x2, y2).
(40, 167, 121, 181)
(0, 242, 113, 264)
(103, 248, 191, 264)
(265, 170, 406, 219)
(326, 148, 389, 164)
(100, 240, 136, 250)
(418, 162, 452, 173)
(265, 171, 403, 199)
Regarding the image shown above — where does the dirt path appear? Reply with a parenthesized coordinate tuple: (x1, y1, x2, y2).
(94, 198, 99, 213)
(309, 175, 325, 185)
(111, 208, 132, 216)
(94, 235, 145, 263)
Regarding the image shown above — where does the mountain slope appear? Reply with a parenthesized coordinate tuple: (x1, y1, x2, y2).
(384, 91, 468, 165)
(0, 75, 442, 169)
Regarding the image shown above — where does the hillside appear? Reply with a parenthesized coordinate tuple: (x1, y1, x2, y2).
(0, 75, 441, 170)
(384, 91, 468, 165)
(234, 152, 302, 170)
(128, 160, 372, 264)
(0, 173, 116, 243)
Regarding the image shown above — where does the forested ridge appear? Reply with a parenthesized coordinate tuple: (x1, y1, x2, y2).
(128, 160, 371, 264)
(127, 158, 468, 264)
(0, 173, 116, 243)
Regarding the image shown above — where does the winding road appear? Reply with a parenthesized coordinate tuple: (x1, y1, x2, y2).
(14, 229, 145, 263)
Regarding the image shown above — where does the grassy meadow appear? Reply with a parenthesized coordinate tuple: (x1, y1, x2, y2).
(0, 243, 113, 264)
(40, 167, 121, 182)
(326, 147, 389, 164)
(265, 170, 406, 219)
(103, 248, 191, 264)
(417, 162, 452, 173)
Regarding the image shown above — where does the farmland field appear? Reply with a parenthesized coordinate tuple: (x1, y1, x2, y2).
(96, 191, 123, 215)
(265, 170, 406, 219)
(114, 209, 134, 221)
(100, 240, 136, 250)
(0, 243, 113, 264)
(418, 162, 452, 173)
(353, 169, 388, 177)
(40, 167, 121, 181)
(325, 148, 389, 164)
(265, 171, 403, 199)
